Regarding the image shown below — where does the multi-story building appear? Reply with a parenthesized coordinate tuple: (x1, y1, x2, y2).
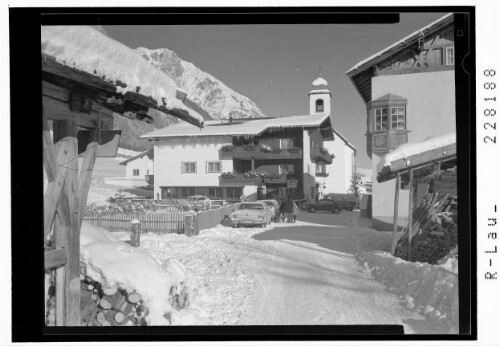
(143, 75, 356, 202)
(119, 149, 155, 186)
(346, 14, 456, 230)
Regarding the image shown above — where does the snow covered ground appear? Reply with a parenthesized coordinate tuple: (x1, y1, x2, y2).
(104, 219, 457, 332)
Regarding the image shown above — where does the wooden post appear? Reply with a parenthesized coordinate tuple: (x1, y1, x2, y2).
(76, 128, 98, 231)
(391, 172, 401, 255)
(53, 119, 81, 326)
(130, 219, 141, 247)
(407, 169, 414, 262)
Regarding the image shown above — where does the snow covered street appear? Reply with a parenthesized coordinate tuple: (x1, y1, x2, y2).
(114, 216, 455, 332)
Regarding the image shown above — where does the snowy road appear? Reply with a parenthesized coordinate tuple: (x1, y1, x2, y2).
(120, 218, 448, 332)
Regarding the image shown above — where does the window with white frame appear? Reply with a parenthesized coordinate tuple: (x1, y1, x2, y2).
(280, 138, 295, 149)
(207, 161, 221, 173)
(132, 169, 139, 176)
(390, 107, 406, 130)
(279, 164, 294, 175)
(181, 162, 197, 174)
(446, 46, 454, 66)
(316, 163, 326, 174)
(374, 107, 388, 131)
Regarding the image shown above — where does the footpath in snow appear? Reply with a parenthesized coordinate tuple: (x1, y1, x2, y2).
(95, 217, 460, 333)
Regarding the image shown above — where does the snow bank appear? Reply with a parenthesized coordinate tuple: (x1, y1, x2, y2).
(41, 26, 204, 124)
(357, 251, 458, 332)
(378, 132, 456, 170)
(80, 222, 192, 325)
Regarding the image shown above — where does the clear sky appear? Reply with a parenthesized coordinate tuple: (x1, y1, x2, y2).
(104, 12, 447, 168)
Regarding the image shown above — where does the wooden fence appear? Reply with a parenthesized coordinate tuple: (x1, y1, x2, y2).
(83, 211, 191, 234)
(82, 204, 239, 236)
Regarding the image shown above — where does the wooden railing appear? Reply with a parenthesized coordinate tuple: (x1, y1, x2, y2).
(219, 173, 262, 186)
(310, 147, 333, 164)
(219, 146, 302, 160)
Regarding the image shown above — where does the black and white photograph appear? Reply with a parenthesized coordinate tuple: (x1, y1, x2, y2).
(7, 5, 483, 343)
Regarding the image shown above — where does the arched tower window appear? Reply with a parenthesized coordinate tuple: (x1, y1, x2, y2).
(316, 99, 324, 113)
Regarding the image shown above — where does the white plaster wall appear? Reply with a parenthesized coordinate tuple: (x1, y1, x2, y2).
(372, 71, 456, 143)
(302, 129, 316, 200)
(153, 136, 233, 198)
(309, 93, 331, 116)
(125, 156, 153, 180)
(370, 70, 455, 222)
(323, 139, 355, 194)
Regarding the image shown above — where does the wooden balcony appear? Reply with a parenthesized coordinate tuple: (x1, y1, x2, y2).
(367, 130, 409, 158)
(310, 148, 333, 164)
(219, 146, 302, 160)
(263, 174, 287, 184)
(219, 173, 262, 186)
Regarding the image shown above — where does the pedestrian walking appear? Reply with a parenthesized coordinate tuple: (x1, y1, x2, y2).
(292, 201, 299, 223)
(281, 196, 294, 223)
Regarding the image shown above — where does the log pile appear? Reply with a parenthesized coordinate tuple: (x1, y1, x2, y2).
(80, 278, 190, 326)
(394, 193, 457, 264)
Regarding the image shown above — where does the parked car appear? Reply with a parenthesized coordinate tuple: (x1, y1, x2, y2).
(210, 200, 228, 209)
(230, 202, 273, 228)
(307, 199, 342, 214)
(187, 195, 211, 211)
(261, 199, 280, 221)
(324, 194, 356, 211)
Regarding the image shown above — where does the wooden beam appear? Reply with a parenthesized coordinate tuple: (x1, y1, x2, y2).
(43, 95, 113, 130)
(43, 116, 72, 242)
(53, 119, 81, 326)
(45, 248, 68, 270)
(76, 128, 98, 231)
(407, 169, 414, 262)
(391, 173, 401, 255)
(42, 112, 57, 182)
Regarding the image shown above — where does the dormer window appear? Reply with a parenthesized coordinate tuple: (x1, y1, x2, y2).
(316, 99, 324, 113)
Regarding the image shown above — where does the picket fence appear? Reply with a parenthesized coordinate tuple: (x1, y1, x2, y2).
(82, 204, 239, 235)
(82, 211, 191, 234)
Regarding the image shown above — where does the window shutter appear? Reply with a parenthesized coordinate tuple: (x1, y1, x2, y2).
(181, 162, 185, 174)
(194, 162, 197, 174)
(219, 161, 222, 173)
(205, 161, 208, 174)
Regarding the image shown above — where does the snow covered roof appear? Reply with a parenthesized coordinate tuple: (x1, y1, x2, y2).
(308, 89, 332, 96)
(332, 129, 357, 151)
(41, 26, 205, 127)
(346, 14, 453, 75)
(377, 132, 456, 182)
(142, 113, 333, 139)
(119, 149, 154, 165)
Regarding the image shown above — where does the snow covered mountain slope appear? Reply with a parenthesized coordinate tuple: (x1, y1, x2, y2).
(137, 47, 266, 120)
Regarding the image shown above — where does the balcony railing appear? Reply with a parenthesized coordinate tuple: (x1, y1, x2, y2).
(220, 145, 302, 160)
(263, 174, 287, 184)
(219, 173, 262, 186)
(310, 147, 333, 164)
(315, 172, 329, 177)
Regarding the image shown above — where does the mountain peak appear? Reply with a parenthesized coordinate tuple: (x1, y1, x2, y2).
(136, 47, 266, 120)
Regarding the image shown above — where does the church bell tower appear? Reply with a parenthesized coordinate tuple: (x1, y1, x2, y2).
(309, 69, 332, 116)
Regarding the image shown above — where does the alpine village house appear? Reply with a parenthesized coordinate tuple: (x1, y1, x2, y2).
(346, 14, 457, 231)
(143, 75, 356, 203)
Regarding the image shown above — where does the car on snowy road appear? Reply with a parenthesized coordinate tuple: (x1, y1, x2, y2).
(230, 202, 273, 228)
(307, 199, 342, 214)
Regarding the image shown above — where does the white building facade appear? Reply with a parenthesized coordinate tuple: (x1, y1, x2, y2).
(308, 76, 357, 197)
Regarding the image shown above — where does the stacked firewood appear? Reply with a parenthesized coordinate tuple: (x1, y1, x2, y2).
(394, 193, 458, 264)
(80, 280, 147, 326)
(80, 278, 190, 326)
